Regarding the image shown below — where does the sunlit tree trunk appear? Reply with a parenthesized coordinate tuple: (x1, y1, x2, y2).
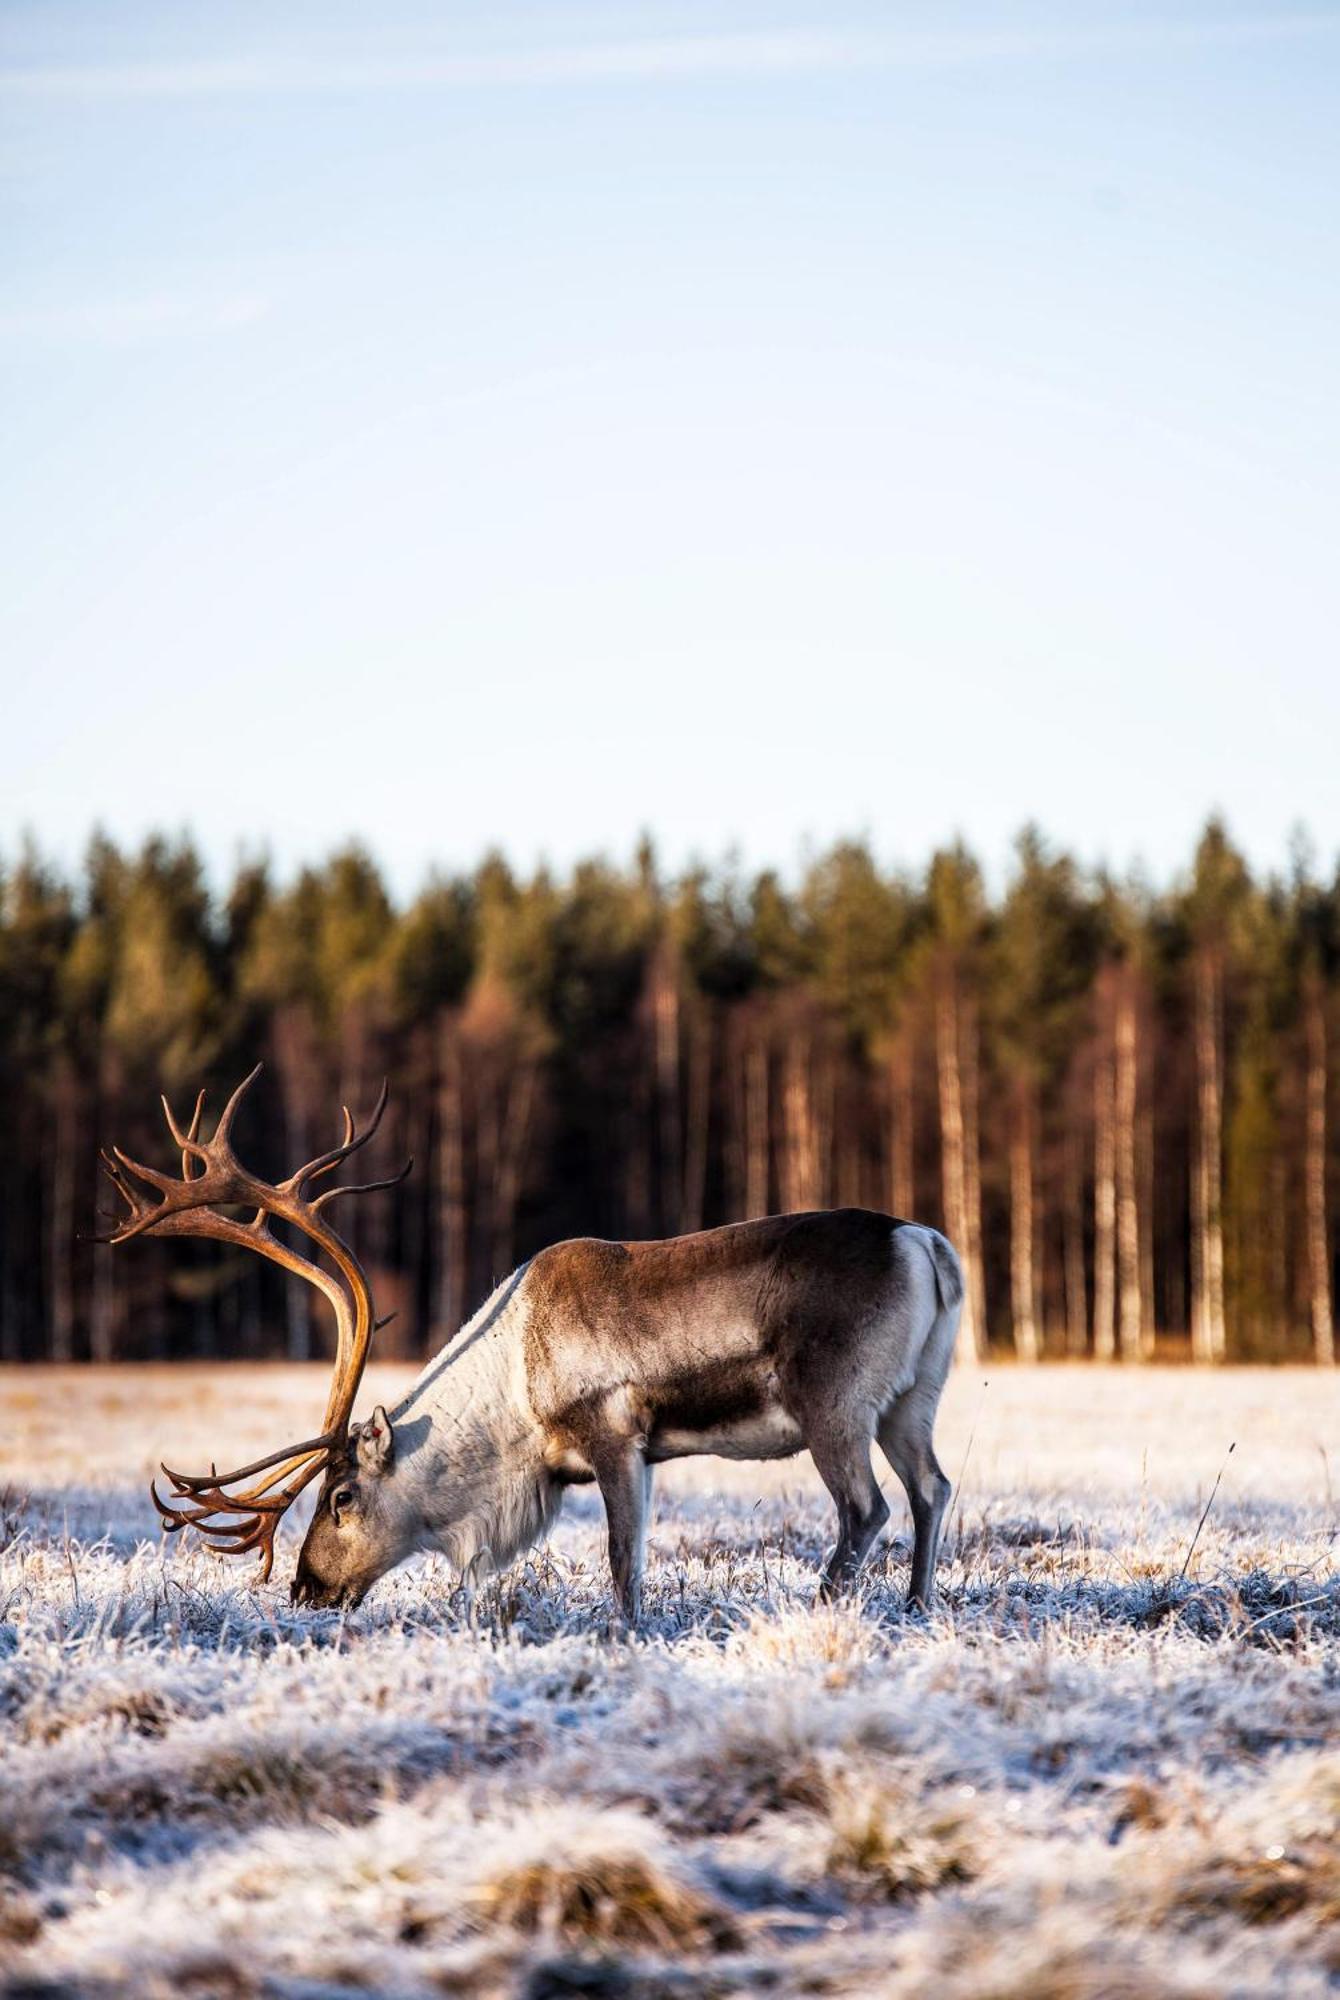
(1064, 1128, 1088, 1356)
(338, 1008, 375, 1274)
(436, 1025, 467, 1335)
(89, 1052, 120, 1364)
(47, 1062, 78, 1363)
(400, 1029, 430, 1351)
(681, 1006, 711, 1235)
(781, 1032, 819, 1211)
(1191, 951, 1227, 1363)
(1092, 1026, 1117, 1361)
(745, 1035, 770, 1218)
(834, 1064, 863, 1209)
(961, 995, 987, 1347)
(1115, 977, 1147, 1360)
(492, 1063, 535, 1282)
(1139, 1101, 1156, 1355)
(0, 1173, 17, 1361)
(887, 1040, 915, 1218)
(626, 1020, 652, 1239)
(1305, 979, 1335, 1365)
(273, 1007, 315, 1360)
(1009, 1090, 1040, 1362)
(652, 948, 682, 1236)
(937, 973, 983, 1362)
(814, 1042, 836, 1207)
(836, 1114, 863, 1209)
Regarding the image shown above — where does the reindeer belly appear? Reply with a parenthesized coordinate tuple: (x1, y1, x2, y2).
(646, 1362, 803, 1463)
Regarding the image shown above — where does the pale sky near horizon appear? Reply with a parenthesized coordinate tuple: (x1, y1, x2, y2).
(3, 1, 1339, 898)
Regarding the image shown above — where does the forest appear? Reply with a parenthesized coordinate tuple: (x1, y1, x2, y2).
(1, 817, 1335, 1367)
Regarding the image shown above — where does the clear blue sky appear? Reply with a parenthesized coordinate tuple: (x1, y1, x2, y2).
(3, 2, 1338, 897)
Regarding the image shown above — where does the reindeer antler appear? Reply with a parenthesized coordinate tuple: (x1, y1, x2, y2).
(98, 1065, 411, 1581)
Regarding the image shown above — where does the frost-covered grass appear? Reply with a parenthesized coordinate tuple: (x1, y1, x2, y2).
(1, 1362, 1338, 1997)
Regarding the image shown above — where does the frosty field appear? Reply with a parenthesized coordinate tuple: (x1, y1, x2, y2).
(1, 1364, 1338, 1999)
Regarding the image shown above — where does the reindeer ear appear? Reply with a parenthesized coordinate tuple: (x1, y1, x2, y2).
(356, 1405, 395, 1475)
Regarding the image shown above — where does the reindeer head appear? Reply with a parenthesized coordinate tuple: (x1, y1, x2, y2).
(99, 1066, 411, 1596)
(290, 1403, 420, 1608)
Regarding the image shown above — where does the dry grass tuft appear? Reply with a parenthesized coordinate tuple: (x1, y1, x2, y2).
(652, 1714, 837, 1836)
(24, 1684, 176, 1746)
(472, 1833, 741, 1956)
(822, 1780, 978, 1902)
(928, 1942, 1223, 2000)
(1165, 1838, 1340, 1931)
(0, 1887, 43, 1947)
(1108, 1776, 1172, 1838)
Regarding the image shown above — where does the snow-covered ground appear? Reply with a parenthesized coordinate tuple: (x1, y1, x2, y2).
(2, 1362, 1337, 1997)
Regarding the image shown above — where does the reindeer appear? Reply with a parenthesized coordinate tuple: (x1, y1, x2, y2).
(102, 1069, 962, 1623)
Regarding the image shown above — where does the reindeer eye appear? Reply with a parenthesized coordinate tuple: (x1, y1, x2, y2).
(330, 1484, 357, 1523)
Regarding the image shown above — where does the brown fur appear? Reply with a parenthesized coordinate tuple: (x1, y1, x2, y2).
(294, 1208, 961, 1622)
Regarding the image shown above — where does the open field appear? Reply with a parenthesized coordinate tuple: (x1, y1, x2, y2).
(2, 1363, 1338, 1997)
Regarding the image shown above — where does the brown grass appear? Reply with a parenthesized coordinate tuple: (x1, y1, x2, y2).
(823, 1781, 979, 1903)
(473, 1848, 742, 1956)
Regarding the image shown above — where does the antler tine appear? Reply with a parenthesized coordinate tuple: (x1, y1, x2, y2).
(151, 1479, 288, 1580)
(161, 1088, 208, 1180)
(109, 1143, 178, 1195)
(97, 1147, 170, 1242)
(288, 1078, 390, 1192)
(310, 1154, 414, 1213)
(151, 1439, 334, 1583)
(160, 1432, 337, 1490)
(102, 1064, 411, 1583)
(210, 1062, 264, 1157)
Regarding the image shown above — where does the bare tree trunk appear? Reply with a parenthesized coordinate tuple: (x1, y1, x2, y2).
(1064, 1127, 1088, 1356)
(437, 1027, 467, 1334)
(0, 1167, 18, 1361)
(90, 1053, 121, 1363)
(89, 1238, 115, 1364)
(274, 1009, 314, 1361)
(338, 1008, 372, 1272)
(835, 1067, 863, 1209)
(1191, 952, 1227, 1363)
(723, 1016, 746, 1220)
(1305, 981, 1335, 1364)
(745, 1035, 769, 1219)
(1138, 1098, 1156, 1357)
(1009, 1093, 1040, 1362)
(493, 1063, 536, 1281)
(626, 1022, 652, 1239)
(400, 1029, 429, 1352)
(1115, 978, 1145, 1361)
(961, 994, 987, 1350)
(1270, 1152, 1288, 1338)
(681, 1007, 711, 1234)
(1190, 1113, 1205, 1358)
(937, 975, 982, 1363)
(814, 1041, 836, 1207)
(653, 951, 682, 1236)
(781, 1032, 819, 1210)
(47, 1066, 78, 1362)
(888, 1040, 915, 1218)
(1093, 1029, 1117, 1361)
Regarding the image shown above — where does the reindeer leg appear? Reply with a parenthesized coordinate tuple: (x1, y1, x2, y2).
(877, 1393, 951, 1610)
(590, 1436, 649, 1629)
(805, 1415, 889, 1602)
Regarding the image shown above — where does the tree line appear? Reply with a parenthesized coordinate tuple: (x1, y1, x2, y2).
(1, 820, 1335, 1366)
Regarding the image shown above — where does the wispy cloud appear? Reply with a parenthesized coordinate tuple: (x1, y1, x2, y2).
(3, 17, 1338, 102)
(0, 294, 269, 344)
